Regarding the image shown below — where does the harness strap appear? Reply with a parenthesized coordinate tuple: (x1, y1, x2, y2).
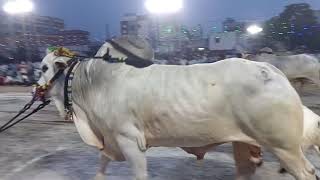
(64, 59, 81, 118)
(49, 69, 65, 85)
(0, 100, 51, 133)
(0, 96, 36, 132)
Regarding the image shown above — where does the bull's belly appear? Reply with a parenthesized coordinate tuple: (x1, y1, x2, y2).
(146, 134, 254, 148)
(144, 117, 254, 147)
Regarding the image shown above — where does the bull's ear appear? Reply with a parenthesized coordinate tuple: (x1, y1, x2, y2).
(54, 58, 68, 69)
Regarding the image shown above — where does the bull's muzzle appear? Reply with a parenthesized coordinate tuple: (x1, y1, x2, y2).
(33, 83, 51, 102)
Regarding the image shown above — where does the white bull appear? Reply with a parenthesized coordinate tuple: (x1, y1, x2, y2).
(38, 48, 317, 180)
(253, 54, 320, 91)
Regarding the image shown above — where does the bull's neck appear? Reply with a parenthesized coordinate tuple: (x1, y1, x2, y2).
(51, 58, 130, 117)
(70, 60, 121, 108)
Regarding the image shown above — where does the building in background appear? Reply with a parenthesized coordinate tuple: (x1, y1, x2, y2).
(120, 13, 190, 53)
(0, 11, 90, 61)
(207, 18, 266, 54)
(315, 10, 320, 23)
(37, 30, 90, 57)
(120, 13, 152, 39)
(222, 18, 245, 32)
(209, 32, 239, 51)
(209, 31, 250, 54)
(189, 24, 204, 40)
(154, 15, 182, 53)
(0, 12, 64, 36)
(119, 13, 265, 54)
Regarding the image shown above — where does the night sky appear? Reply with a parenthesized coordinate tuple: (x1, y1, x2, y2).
(1, 0, 320, 40)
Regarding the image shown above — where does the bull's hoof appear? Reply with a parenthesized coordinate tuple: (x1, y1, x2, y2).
(316, 175, 320, 180)
(278, 168, 287, 174)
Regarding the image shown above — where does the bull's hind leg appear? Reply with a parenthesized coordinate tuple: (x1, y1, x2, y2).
(233, 142, 260, 180)
(95, 154, 111, 180)
(116, 134, 148, 180)
(271, 147, 317, 180)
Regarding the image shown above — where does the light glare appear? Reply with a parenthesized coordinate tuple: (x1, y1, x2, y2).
(247, 25, 263, 35)
(3, 0, 34, 14)
(145, 0, 183, 14)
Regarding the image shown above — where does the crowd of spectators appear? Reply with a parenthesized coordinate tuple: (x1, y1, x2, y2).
(0, 61, 41, 85)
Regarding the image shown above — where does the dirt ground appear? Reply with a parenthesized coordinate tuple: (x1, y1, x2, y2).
(0, 86, 32, 93)
(0, 84, 320, 180)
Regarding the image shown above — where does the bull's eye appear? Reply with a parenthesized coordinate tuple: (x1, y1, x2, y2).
(42, 65, 48, 73)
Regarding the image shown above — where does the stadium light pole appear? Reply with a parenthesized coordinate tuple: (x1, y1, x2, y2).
(3, 0, 34, 14)
(3, 0, 34, 62)
(247, 25, 263, 35)
(144, 0, 183, 53)
(145, 0, 183, 14)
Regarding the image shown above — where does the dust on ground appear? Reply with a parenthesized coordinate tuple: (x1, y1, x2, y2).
(0, 86, 32, 93)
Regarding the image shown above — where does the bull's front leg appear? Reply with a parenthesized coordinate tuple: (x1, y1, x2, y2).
(116, 133, 148, 180)
(95, 153, 111, 180)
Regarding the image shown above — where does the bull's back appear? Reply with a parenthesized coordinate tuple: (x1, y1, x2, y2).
(123, 59, 302, 147)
